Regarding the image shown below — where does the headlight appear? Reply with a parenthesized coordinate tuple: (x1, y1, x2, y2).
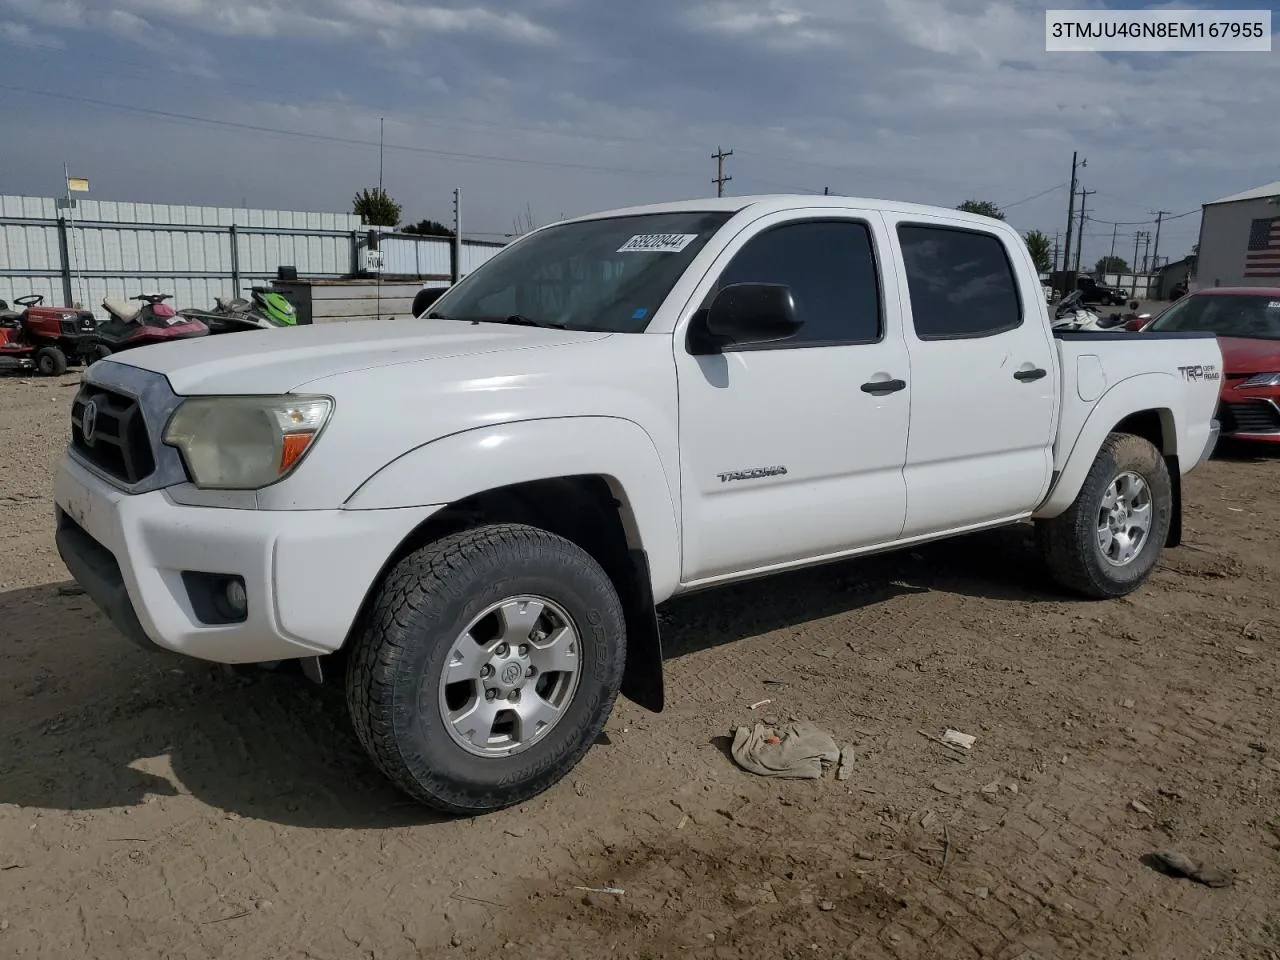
(1240, 372, 1280, 389)
(162, 395, 333, 490)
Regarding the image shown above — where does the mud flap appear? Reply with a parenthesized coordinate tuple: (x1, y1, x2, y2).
(1165, 457, 1182, 548)
(620, 548, 664, 713)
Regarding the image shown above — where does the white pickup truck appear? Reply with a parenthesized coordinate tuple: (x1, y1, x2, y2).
(53, 195, 1222, 814)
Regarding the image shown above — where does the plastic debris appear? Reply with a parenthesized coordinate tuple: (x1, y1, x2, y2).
(941, 730, 976, 750)
(1148, 851, 1233, 888)
(836, 747, 855, 781)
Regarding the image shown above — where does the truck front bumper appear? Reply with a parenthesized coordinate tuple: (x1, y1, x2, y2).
(54, 454, 441, 664)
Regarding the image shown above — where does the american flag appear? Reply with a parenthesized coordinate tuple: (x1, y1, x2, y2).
(1245, 216, 1280, 278)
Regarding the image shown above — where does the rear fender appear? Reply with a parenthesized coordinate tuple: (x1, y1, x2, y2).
(1035, 373, 1181, 518)
(343, 416, 682, 602)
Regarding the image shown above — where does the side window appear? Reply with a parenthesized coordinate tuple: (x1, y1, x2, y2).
(897, 224, 1023, 340)
(713, 220, 882, 345)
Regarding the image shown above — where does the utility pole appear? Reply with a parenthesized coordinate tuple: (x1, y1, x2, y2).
(712, 146, 733, 197)
(1150, 210, 1170, 277)
(451, 188, 461, 285)
(1131, 231, 1146, 297)
(1142, 231, 1152, 274)
(1074, 187, 1095, 273)
(378, 117, 385, 194)
(1108, 223, 1118, 271)
(1053, 233, 1061, 273)
(1062, 152, 1086, 282)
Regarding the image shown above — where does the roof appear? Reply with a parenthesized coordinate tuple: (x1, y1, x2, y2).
(1205, 181, 1280, 206)
(555, 194, 1018, 231)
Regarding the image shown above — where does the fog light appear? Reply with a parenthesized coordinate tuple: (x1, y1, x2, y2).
(224, 578, 248, 616)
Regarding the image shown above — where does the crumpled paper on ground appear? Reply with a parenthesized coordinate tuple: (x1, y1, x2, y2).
(730, 722, 841, 779)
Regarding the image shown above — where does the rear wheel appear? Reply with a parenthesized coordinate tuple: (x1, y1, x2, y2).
(1036, 432, 1172, 598)
(34, 346, 68, 377)
(87, 344, 112, 365)
(345, 523, 627, 814)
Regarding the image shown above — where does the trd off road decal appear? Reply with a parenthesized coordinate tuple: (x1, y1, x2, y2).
(1177, 364, 1220, 382)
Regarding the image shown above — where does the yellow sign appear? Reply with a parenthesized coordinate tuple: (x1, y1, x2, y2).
(67, 177, 90, 193)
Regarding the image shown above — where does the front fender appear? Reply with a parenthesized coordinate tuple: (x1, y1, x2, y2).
(1035, 372, 1185, 518)
(343, 416, 682, 601)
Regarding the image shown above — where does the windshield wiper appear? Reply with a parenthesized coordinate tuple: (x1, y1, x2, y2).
(500, 314, 569, 329)
(458, 314, 569, 330)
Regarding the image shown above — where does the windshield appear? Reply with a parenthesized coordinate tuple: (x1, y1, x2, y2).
(428, 211, 734, 332)
(1147, 293, 1280, 340)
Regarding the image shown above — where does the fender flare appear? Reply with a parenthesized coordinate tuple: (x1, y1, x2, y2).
(343, 416, 683, 602)
(1034, 372, 1180, 519)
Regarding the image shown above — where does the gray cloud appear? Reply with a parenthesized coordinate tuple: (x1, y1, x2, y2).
(0, 0, 1273, 266)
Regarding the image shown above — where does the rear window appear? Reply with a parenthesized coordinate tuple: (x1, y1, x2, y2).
(1148, 294, 1280, 340)
(897, 224, 1023, 339)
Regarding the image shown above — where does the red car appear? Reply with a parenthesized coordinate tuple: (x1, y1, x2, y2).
(1137, 287, 1280, 443)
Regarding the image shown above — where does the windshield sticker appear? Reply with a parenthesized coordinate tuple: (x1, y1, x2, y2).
(631, 308, 648, 320)
(617, 234, 698, 253)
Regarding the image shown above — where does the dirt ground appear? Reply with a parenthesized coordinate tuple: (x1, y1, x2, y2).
(2, 370, 1278, 960)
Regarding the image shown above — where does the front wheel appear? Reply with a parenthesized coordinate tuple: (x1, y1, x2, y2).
(1036, 432, 1172, 598)
(345, 523, 627, 814)
(34, 345, 68, 376)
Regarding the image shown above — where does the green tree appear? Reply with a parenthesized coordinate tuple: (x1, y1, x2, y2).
(402, 218, 455, 237)
(1095, 255, 1129, 274)
(352, 187, 402, 227)
(1023, 230, 1052, 272)
(956, 199, 1005, 220)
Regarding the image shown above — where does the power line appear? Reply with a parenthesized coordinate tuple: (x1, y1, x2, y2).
(1087, 208, 1199, 226)
(0, 82, 695, 180)
(1001, 182, 1069, 210)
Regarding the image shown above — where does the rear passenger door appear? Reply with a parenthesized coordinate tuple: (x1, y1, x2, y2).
(883, 216, 1059, 537)
(674, 211, 912, 583)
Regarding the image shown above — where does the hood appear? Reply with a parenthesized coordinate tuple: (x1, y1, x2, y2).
(102, 317, 611, 395)
(1217, 336, 1280, 375)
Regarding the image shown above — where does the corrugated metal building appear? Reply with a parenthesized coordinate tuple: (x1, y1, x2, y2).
(1194, 181, 1280, 289)
(0, 195, 506, 322)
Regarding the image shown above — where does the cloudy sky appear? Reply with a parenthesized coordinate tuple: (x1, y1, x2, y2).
(1, 0, 1276, 267)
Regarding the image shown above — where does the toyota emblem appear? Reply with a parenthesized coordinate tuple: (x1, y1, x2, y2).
(81, 399, 99, 445)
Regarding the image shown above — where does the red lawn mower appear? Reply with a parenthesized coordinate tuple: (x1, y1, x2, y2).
(0, 294, 108, 376)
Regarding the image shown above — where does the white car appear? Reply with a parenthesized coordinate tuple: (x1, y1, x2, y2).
(53, 194, 1222, 814)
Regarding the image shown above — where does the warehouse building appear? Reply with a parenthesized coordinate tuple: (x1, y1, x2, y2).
(1194, 180, 1280, 289)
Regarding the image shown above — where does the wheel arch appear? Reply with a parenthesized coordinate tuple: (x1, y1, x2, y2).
(1036, 374, 1183, 535)
(340, 417, 680, 712)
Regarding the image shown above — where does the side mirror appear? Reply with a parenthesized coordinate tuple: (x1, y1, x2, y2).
(412, 286, 450, 317)
(1125, 317, 1148, 331)
(696, 282, 801, 351)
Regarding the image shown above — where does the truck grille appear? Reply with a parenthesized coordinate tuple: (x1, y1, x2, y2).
(1219, 400, 1280, 436)
(70, 384, 157, 484)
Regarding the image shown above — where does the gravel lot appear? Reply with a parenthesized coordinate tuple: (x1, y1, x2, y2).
(1, 369, 1278, 960)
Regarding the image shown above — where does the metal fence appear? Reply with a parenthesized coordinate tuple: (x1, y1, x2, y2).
(0, 194, 506, 321)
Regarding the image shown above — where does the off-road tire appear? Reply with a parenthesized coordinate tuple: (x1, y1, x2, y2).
(88, 344, 112, 365)
(34, 346, 68, 377)
(1036, 432, 1172, 599)
(345, 523, 627, 815)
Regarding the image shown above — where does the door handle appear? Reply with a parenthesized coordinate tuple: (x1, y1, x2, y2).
(1014, 368, 1047, 382)
(861, 379, 907, 395)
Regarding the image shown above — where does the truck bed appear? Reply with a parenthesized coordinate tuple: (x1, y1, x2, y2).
(1051, 328, 1222, 485)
